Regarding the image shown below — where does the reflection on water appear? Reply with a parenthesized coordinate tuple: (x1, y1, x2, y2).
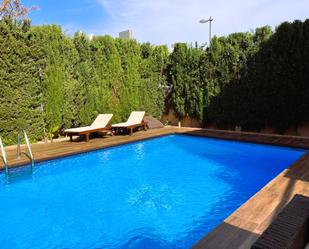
(101, 150, 112, 162)
(134, 143, 145, 160)
(2, 166, 34, 185)
(127, 184, 181, 211)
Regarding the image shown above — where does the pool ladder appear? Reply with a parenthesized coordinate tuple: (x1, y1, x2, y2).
(0, 130, 35, 175)
(17, 129, 35, 167)
(0, 137, 9, 174)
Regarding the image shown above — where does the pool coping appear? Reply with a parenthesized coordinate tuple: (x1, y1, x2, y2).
(1, 127, 309, 249)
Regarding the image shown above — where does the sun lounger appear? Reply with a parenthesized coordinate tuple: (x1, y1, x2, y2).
(65, 114, 113, 142)
(112, 111, 147, 135)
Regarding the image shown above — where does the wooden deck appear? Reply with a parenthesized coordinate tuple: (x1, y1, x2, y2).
(1, 127, 309, 249)
(0, 127, 179, 169)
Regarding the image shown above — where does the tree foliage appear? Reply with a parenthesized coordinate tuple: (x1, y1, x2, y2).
(1, 17, 309, 144)
(166, 43, 205, 120)
(208, 21, 309, 132)
(0, 20, 44, 143)
(0, 0, 37, 20)
(0, 20, 169, 143)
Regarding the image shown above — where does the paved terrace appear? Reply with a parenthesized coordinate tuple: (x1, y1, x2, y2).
(1, 127, 309, 249)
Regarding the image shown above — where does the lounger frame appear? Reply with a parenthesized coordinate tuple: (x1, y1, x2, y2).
(66, 126, 112, 142)
(113, 121, 148, 135)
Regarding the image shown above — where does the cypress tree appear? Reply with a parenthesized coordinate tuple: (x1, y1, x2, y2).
(0, 19, 44, 144)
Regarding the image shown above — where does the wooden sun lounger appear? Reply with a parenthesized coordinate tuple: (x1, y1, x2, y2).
(112, 111, 148, 135)
(65, 114, 113, 142)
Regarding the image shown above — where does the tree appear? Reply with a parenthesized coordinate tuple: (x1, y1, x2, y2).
(0, 20, 44, 144)
(139, 43, 168, 118)
(73, 32, 97, 126)
(91, 35, 123, 121)
(116, 38, 142, 118)
(167, 43, 207, 120)
(0, 0, 37, 20)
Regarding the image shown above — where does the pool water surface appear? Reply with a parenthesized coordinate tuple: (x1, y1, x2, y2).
(0, 135, 306, 249)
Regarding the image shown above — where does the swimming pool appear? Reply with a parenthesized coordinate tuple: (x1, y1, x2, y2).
(0, 135, 306, 249)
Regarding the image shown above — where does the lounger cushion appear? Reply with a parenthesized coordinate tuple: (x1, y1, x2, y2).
(127, 111, 145, 124)
(65, 114, 113, 133)
(112, 111, 145, 128)
(91, 114, 113, 128)
(65, 126, 92, 133)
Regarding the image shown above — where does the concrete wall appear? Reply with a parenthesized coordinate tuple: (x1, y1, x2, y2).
(297, 122, 309, 137)
(260, 122, 309, 137)
(161, 110, 201, 128)
(161, 109, 309, 138)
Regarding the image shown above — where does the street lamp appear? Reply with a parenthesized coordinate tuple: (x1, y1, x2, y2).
(200, 16, 213, 46)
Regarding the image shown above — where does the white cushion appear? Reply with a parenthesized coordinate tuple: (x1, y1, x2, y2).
(65, 114, 113, 133)
(112, 111, 145, 127)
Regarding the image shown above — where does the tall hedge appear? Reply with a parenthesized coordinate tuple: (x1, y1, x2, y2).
(166, 43, 205, 120)
(208, 20, 309, 132)
(0, 20, 170, 144)
(32, 25, 79, 138)
(0, 20, 44, 144)
(1, 18, 309, 144)
(167, 33, 258, 122)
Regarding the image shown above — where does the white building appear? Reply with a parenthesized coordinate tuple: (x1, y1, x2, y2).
(119, 30, 133, 39)
(88, 34, 94, 41)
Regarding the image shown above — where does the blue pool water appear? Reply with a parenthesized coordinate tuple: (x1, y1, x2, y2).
(0, 135, 306, 249)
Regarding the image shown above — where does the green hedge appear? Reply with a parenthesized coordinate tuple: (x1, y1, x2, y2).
(208, 20, 309, 132)
(1, 18, 309, 144)
(0, 20, 44, 144)
(0, 20, 168, 144)
(168, 21, 309, 133)
(167, 31, 260, 123)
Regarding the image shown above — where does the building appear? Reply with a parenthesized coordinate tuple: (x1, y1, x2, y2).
(119, 30, 133, 39)
(88, 34, 94, 41)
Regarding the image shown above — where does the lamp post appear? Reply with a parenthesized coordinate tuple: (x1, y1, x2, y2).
(200, 16, 213, 46)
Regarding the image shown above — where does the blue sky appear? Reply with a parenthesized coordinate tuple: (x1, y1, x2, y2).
(24, 0, 308, 46)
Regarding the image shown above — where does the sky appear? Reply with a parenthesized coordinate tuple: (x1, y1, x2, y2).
(24, 0, 309, 46)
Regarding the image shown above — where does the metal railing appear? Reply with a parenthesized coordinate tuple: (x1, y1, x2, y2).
(17, 129, 35, 166)
(0, 137, 8, 174)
